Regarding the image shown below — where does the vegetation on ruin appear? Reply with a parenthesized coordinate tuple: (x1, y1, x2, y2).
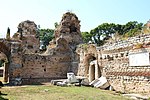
(0, 85, 130, 100)
(78, 43, 89, 51)
(39, 28, 54, 48)
(142, 24, 150, 34)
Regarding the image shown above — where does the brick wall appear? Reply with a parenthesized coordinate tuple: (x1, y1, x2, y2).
(21, 54, 71, 80)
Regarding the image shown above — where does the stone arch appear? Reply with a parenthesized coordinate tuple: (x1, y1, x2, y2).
(83, 53, 97, 76)
(83, 53, 101, 82)
(0, 41, 11, 82)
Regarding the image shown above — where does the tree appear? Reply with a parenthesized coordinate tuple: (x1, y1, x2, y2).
(123, 21, 143, 37)
(81, 32, 92, 43)
(6, 27, 10, 40)
(89, 21, 144, 46)
(90, 23, 117, 45)
(39, 29, 54, 48)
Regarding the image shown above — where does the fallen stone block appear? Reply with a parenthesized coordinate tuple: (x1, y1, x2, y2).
(89, 76, 110, 89)
(51, 79, 67, 85)
(56, 81, 67, 87)
(67, 72, 79, 83)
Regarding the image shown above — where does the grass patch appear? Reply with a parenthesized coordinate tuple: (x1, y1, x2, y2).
(0, 85, 130, 100)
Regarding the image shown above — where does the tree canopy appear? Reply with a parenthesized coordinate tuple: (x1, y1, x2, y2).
(81, 32, 92, 43)
(81, 21, 144, 45)
(39, 29, 54, 49)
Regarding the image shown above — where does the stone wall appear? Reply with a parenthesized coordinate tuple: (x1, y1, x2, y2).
(76, 44, 99, 77)
(76, 33, 150, 93)
(98, 34, 150, 93)
(9, 41, 23, 84)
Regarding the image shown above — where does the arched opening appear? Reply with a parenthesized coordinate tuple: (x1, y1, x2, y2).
(0, 51, 9, 83)
(83, 53, 97, 77)
(0, 41, 10, 83)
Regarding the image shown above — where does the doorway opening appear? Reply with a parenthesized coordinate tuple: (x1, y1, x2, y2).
(90, 64, 95, 81)
(88, 60, 101, 82)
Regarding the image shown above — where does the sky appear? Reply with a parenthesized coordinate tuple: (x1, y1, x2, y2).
(0, 0, 150, 38)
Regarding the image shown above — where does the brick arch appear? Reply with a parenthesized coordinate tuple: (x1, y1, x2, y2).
(0, 40, 10, 82)
(0, 41, 11, 59)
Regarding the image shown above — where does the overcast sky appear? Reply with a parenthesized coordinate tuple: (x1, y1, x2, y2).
(0, 0, 150, 38)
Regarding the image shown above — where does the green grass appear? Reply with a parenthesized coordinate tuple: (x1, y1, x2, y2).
(0, 85, 130, 100)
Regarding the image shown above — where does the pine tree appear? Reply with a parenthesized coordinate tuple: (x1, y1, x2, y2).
(6, 27, 10, 40)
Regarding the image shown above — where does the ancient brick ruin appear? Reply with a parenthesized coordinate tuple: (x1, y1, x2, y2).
(0, 12, 82, 85)
(77, 34, 150, 93)
(0, 12, 150, 93)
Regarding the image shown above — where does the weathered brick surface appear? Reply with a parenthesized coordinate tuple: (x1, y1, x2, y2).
(8, 12, 82, 85)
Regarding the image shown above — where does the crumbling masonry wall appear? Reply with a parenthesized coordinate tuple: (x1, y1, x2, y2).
(76, 44, 100, 78)
(9, 12, 82, 85)
(10, 38, 72, 84)
(98, 34, 150, 93)
(21, 54, 71, 84)
(77, 34, 150, 93)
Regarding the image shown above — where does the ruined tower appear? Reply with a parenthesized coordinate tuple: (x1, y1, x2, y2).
(54, 12, 83, 49)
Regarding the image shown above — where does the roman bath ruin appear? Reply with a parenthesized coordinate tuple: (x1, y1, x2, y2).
(0, 12, 150, 93)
